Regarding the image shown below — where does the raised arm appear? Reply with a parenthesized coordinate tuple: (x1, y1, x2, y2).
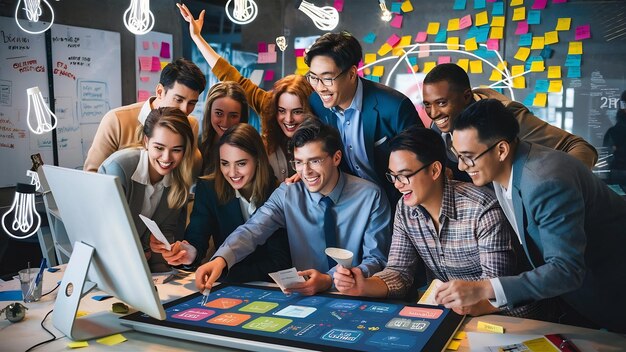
(177, 3, 219, 67)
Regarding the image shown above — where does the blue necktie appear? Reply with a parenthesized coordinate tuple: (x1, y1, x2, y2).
(320, 196, 337, 270)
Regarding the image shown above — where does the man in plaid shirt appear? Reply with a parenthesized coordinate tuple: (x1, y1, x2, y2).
(333, 126, 545, 318)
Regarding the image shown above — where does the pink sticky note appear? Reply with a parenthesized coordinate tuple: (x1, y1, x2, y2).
(459, 14, 473, 29)
(264, 70, 275, 81)
(386, 34, 401, 47)
(258, 42, 267, 53)
(418, 44, 430, 58)
(267, 44, 276, 52)
(152, 42, 159, 50)
(575, 25, 591, 40)
(532, 0, 548, 9)
(139, 76, 150, 82)
(515, 20, 529, 35)
(138, 56, 151, 71)
(160, 42, 171, 59)
(138, 90, 151, 102)
(414, 31, 428, 43)
(487, 39, 499, 50)
(142, 41, 149, 50)
(333, 0, 344, 12)
(151, 56, 160, 72)
(294, 48, 305, 57)
(438, 56, 451, 64)
(257, 51, 277, 64)
(390, 14, 403, 29)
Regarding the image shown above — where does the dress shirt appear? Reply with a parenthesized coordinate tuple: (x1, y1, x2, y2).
(137, 97, 155, 125)
(130, 149, 171, 218)
(234, 189, 257, 222)
(213, 171, 391, 278)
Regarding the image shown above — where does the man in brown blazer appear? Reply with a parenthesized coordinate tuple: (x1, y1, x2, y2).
(84, 58, 206, 175)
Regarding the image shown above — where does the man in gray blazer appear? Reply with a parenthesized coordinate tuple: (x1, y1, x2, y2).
(433, 99, 626, 333)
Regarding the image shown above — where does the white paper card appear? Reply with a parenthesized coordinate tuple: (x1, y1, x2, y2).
(139, 214, 171, 251)
(268, 267, 305, 293)
(418, 278, 443, 305)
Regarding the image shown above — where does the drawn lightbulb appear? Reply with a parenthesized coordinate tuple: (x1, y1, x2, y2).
(1, 183, 41, 240)
(14, 0, 55, 35)
(378, 0, 392, 22)
(26, 87, 57, 135)
(225, 0, 258, 25)
(276, 36, 288, 52)
(123, 0, 155, 35)
(297, 0, 339, 31)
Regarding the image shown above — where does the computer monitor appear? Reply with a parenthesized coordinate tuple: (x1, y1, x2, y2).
(42, 165, 166, 341)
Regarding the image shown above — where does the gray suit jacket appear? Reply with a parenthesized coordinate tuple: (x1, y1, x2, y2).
(497, 141, 626, 331)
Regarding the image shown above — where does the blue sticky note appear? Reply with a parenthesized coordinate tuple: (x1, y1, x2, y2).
(525, 56, 544, 70)
(466, 26, 479, 39)
(492, 2, 504, 16)
(535, 79, 549, 93)
(527, 10, 541, 25)
(567, 66, 581, 78)
(367, 75, 381, 83)
(519, 33, 532, 46)
(565, 54, 582, 67)
(0, 290, 22, 301)
(435, 28, 447, 43)
(475, 47, 497, 59)
(391, 2, 402, 13)
(540, 45, 554, 60)
(523, 93, 536, 107)
(453, 0, 466, 10)
(408, 57, 417, 65)
(362, 32, 376, 44)
(474, 0, 486, 9)
(476, 26, 490, 43)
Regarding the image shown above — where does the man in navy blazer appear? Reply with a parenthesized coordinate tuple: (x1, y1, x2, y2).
(434, 99, 626, 332)
(304, 32, 421, 205)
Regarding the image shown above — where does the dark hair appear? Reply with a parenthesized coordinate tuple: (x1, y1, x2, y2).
(160, 58, 207, 94)
(423, 63, 471, 92)
(304, 31, 362, 71)
(453, 99, 519, 144)
(616, 109, 626, 125)
(289, 115, 343, 155)
(389, 126, 447, 169)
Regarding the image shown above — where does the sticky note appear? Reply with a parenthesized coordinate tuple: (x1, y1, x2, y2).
(364, 53, 377, 64)
(76, 311, 90, 318)
(453, 331, 467, 340)
(333, 0, 344, 12)
(457, 59, 469, 72)
(575, 25, 591, 40)
(447, 37, 460, 50)
(490, 27, 503, 39)
(527, 10, 541, 25)
(258, 42, 267, 53)
(391, 2, 402, 12)
(363, 32, 376, 44)
(512, 7, 526, 21)
(435, 28, 447, 43)
(474, 0, 486, 9)
(492, 2, 504, 15)
(544, 31, 559, 45)
(264, 70, 275, 81)
(438, 56, 452, 64)
(159, 42, 171, 58)
(142, 41, 149, 50)
(392, 46, 406, 57)
(489, 68, 502, 81)
(68, 341, 89, 348)
(138, 56, 151, 71)
(533, 93, 547, 107)
(523, 337, 560, 352)
(475, 11, 488, 26)
(372, 66, 384, 77)
(535, 79, 549, 92)
(475, 26, 490, 43)
(296, 56, 307, 69)
(510, 0, 524, 6)
(401, 0, 413, 12)
(390, 14, 403, 28)
(565, 54, 581, 67)
(512, 65, 526, 88)
(267, 44, 276, 52)
(427, 22, 440, 35)
(487, 39, 499, 50)
(491, 16, 505, 27)
(530, 60, 545, 72)
(532, 0, 548, 9)
(387, 33, 401, 46)
(548, 66, 561, 78)
(257, 51, 277, 64)
(476, 321, 505, 333)
(151, 56, 160, 71)
(514, 47, 531, 61)
(96, 334, 127, 346)
(568, 41, 583, 55)
(548, 80, 563, 93)
(294, 48, 305, 57)
(515, 20, 529, 35)
(459, 14, 473, 29)
(470, 60, 483, 73)
(152, 41, 158, 50)
(400, 35, 412, 47)
(453, 0, 467, 10)
(447, 339, 461, 351)
(418, 44, 430, 57)
(378, 43, 393, 56)
(519, 33, 532, 46)
(531, 37, 545, 50)
(423, 61, 437, 74)
(465, 37, 478, 51)
(567, 66, 581, 78)
(448, 18, 460, 31)
(415, 31, 428, 42)
(556, 17, 571, 31)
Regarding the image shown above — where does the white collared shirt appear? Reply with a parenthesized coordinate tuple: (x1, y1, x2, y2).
(235, 189, 257, 221)
(131, 149, 171, 218)
(137, 97, 156, 125)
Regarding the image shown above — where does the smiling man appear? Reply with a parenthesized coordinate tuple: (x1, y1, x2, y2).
(84, 58, 205, 176)
(421, 63, 597, 180)
(194, 116, 391, 296)
(305, 32, 421, 205)
(434, 99, 626, 333)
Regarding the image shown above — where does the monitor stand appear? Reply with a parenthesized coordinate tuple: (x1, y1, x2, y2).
(52, 241, 130, 341)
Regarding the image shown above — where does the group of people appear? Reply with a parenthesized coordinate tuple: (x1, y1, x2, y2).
(83, 4, 626, 333)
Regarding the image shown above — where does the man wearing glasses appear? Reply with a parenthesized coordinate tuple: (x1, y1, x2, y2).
(194, 117, 391, 296)
(434, 99, 626, 333)
(304, 31, 421, 205)
(333, 126, 545, 318)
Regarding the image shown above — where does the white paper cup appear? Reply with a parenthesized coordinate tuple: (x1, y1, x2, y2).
(325, 247, 354, 268)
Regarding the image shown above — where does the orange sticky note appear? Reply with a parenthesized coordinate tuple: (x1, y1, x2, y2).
(423, 61, 437, 73)
(465, 37, 478, 51)
(490, 27, 504, 40)
(378, 43, 393, 56)
(568, 41, 583, 55)
(447, 37, 460, 50)
(556, 18, 571, 31)
(548, 80, 563, 93)
(427, 22, 440, 35)
(544, 31, 559, 45)
(547, 66, 561, 79)
(491, 16, 505, 27)
(514, 47, 531, 61)
(533, 93, 547, 107)
(512, 7, 526, 21)
(448, 18, 460, 31)
(469, 60, 483, 73)
(457, 59, 469, 72)
(531, 37, 545, 50)
(475, 11, 489, 26)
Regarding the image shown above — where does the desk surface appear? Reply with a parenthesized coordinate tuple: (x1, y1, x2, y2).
(1, 267, 624, 352)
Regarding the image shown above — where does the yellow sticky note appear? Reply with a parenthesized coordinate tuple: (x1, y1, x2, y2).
(476, 321, 505, 334)
(544, 31, 559, 45)
(457, 59, 469, 72)
(497, 61, 508, 71)
(510, 0, 524, 6)
(372, 66, 384, 77)
(68, 341, 89, 349)
(295, 68, 308, 76)
(423, 61, 437, 74)
(523, 337, 560, 352)
(401, 0, 414, 12)
(530, 60, 545, 72)
(446, 339, 461, 351)
(448, 18, 460, 31)
(76, 311, 89, 318)
(364, 53, 377, 64)
(453, 331, 467, 340)
(490, 27, 504, 40)
(533, 93, 547, 107)
(489, 69, 503, 81)
(514, 47, 530, 61)
(556, 17, 572, 31)
(465, 37, 478, 51)
(512, 7, 526, 21)
(548, 80, 563, 93)
(427, 22, 440, 35)
(469, 60, 483, 73)
(511, 65, 525, 88)
(400, 35, 412, 47)
(378, 43, 393, 56)
(568, 41, 583, 55)
(531, 36, 545, 50)
(548, 66, 561, 78)
(96, 334, 127, 346)
(475, 11, 489, 27)
(447, 37, 460, 50)
(160, 61, 168, 70)
(296, 56, 307, 69)
(491, 16, 505, 27)
(511, 65, 524, 76)
(392, 47, 405, 56)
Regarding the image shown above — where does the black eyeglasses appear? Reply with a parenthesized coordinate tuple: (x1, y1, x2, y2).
(385, 162, 433, 185)
(305, 68, 349, 87)
(451, 139, 505, 167)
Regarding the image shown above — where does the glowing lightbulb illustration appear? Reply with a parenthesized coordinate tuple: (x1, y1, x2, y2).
(123, 0, 155, 35)
(276, 36, 288, 52)
(14, 0, 55, 35)
(378, 0, 392, 22)
(26, 87, 57, 135)
(297, 0, 339, 31)
(1, 183, 41, 239)
(225, 0, 258, 25)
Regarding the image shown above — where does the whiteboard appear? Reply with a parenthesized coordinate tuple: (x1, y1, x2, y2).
(0, 16, 53, 188)
(135, 31, 173, 102)
(51, 24, 121, 169)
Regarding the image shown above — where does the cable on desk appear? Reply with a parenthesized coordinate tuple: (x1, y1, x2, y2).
(24, 309, 60, 352)
(41, 282, 60, 297)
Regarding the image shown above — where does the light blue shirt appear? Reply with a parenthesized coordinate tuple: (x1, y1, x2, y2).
(331, 79, 377, 183)
(213, 171, 391, 278)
